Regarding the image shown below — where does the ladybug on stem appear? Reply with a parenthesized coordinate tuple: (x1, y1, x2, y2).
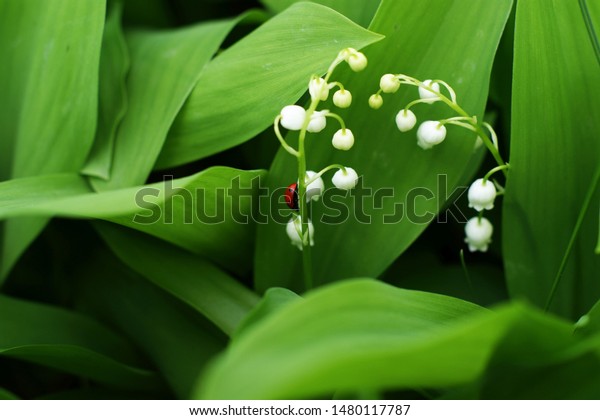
(284, 183, 299, 210)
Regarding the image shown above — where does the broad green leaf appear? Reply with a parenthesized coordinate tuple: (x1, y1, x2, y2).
(233, 287, 301, 339)
(260, 0, 381, 28)
(0, 388, 18, 400)
(0, 295, 159, 390)
(155, 2, 383, 169)
(198, 279, 600, 399)
(255, 0, 513, 292)
(0, 167, 265, 274)
(0, 0, 105, 280)
(91, 16, 248, 191)
(503, 0, 600, 318)
(77, 250, 226, 398)
(95, 222, 259, 336)
(196, 279, 491, 399)
(82, 3, 130, 180)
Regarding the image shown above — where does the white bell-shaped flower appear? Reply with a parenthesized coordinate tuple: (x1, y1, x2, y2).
(417, 121, 447, 150)
(304, 170, 325, 202)
(307, 110, 327, 133)
(286, 216, 314, 250)
(332, 167, 359, 190)
(368, 94, 383, 109)
(468, 178, 497, 211)
(280, 105, 306, 131)
(464, 217, 493, 252)
(347, 50, 367, 72)
(380, 74, 400, 93)
(395, 109, 417, 132)
(418, 79, 441, 103)
(309, 77, 329, 101)
(333, 89, 352, 108)
(332, 129, 354, 151)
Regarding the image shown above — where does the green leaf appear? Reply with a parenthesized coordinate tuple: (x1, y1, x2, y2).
(0, 167, 265, 274)
(198, 279, 600, 399)
(260, 0, 381, 28)
(95, 222, 259, 336)
(255, 0, 514, 292)
(0, 0, 105, 280)
(82, 3, 130, 180)
(0, 295, 159, 390)
(503, 0, 600, 318)
(91, 16, 248, 191)
(0, 388, 18, 400)
(196, 279, 494, 399)
(156, 2, 383, 169)
(77, 250, 226, 398)
(233, 287, 301, 339)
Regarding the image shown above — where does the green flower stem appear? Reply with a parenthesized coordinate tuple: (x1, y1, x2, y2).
(312, 163, 347, 181)
(483, 164, 510, 183)
(273, 117, 299, 156)
(325, 112, 346, 130)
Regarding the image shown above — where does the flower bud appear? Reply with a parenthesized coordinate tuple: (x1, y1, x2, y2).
(309, 77, 329, 101)
(416, 121, 447, 150)
(333, 89, 352, 108)
(332, 167, 359, 190)
(468, 178, 497, 211)
(395, 109, 417, 132)
(332, 129, 354, 151)
(286, 216, 314, 250)
(307, 110, 327, 133)
(304, 170, 325, 202)
(380, 74, 400, 93)
(464, 217, 493, 252)
(418, 79, 441, 103)
(280, 105, 306, 131)
(347, 51, 367, 72)
(368, 94, 383, 109)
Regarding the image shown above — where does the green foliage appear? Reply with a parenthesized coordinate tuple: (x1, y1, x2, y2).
(0, 0, 598, 401)
(503, 0, 600, 318)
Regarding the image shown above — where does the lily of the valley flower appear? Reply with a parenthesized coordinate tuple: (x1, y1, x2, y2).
(417, 120, 447, 149)
(418, 79, 441, 103)
(468, 178, 497, 211)
(332, 167, 359, 190)
(464, 217, 493, 252)
(345, 48, 368, 72)
(309, 77, 329, 101)
(332, 128, 355, 151)
(304, 170, 325, 202)
(286, 216, 315, 250)
(380, 74, 400, 93)
(280, 105, 306, 131)
(307, 110, 327, 133)
(395, 109, 417, 132)
(333, 89, 352, 108)
(368, 94, 383, 109)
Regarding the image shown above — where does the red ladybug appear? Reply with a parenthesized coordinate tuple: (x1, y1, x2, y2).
(284, 182, 299, 210)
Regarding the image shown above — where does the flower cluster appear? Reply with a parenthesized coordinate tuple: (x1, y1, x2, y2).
(274, 48, 367, 253)
(369, 73, 509, 252)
